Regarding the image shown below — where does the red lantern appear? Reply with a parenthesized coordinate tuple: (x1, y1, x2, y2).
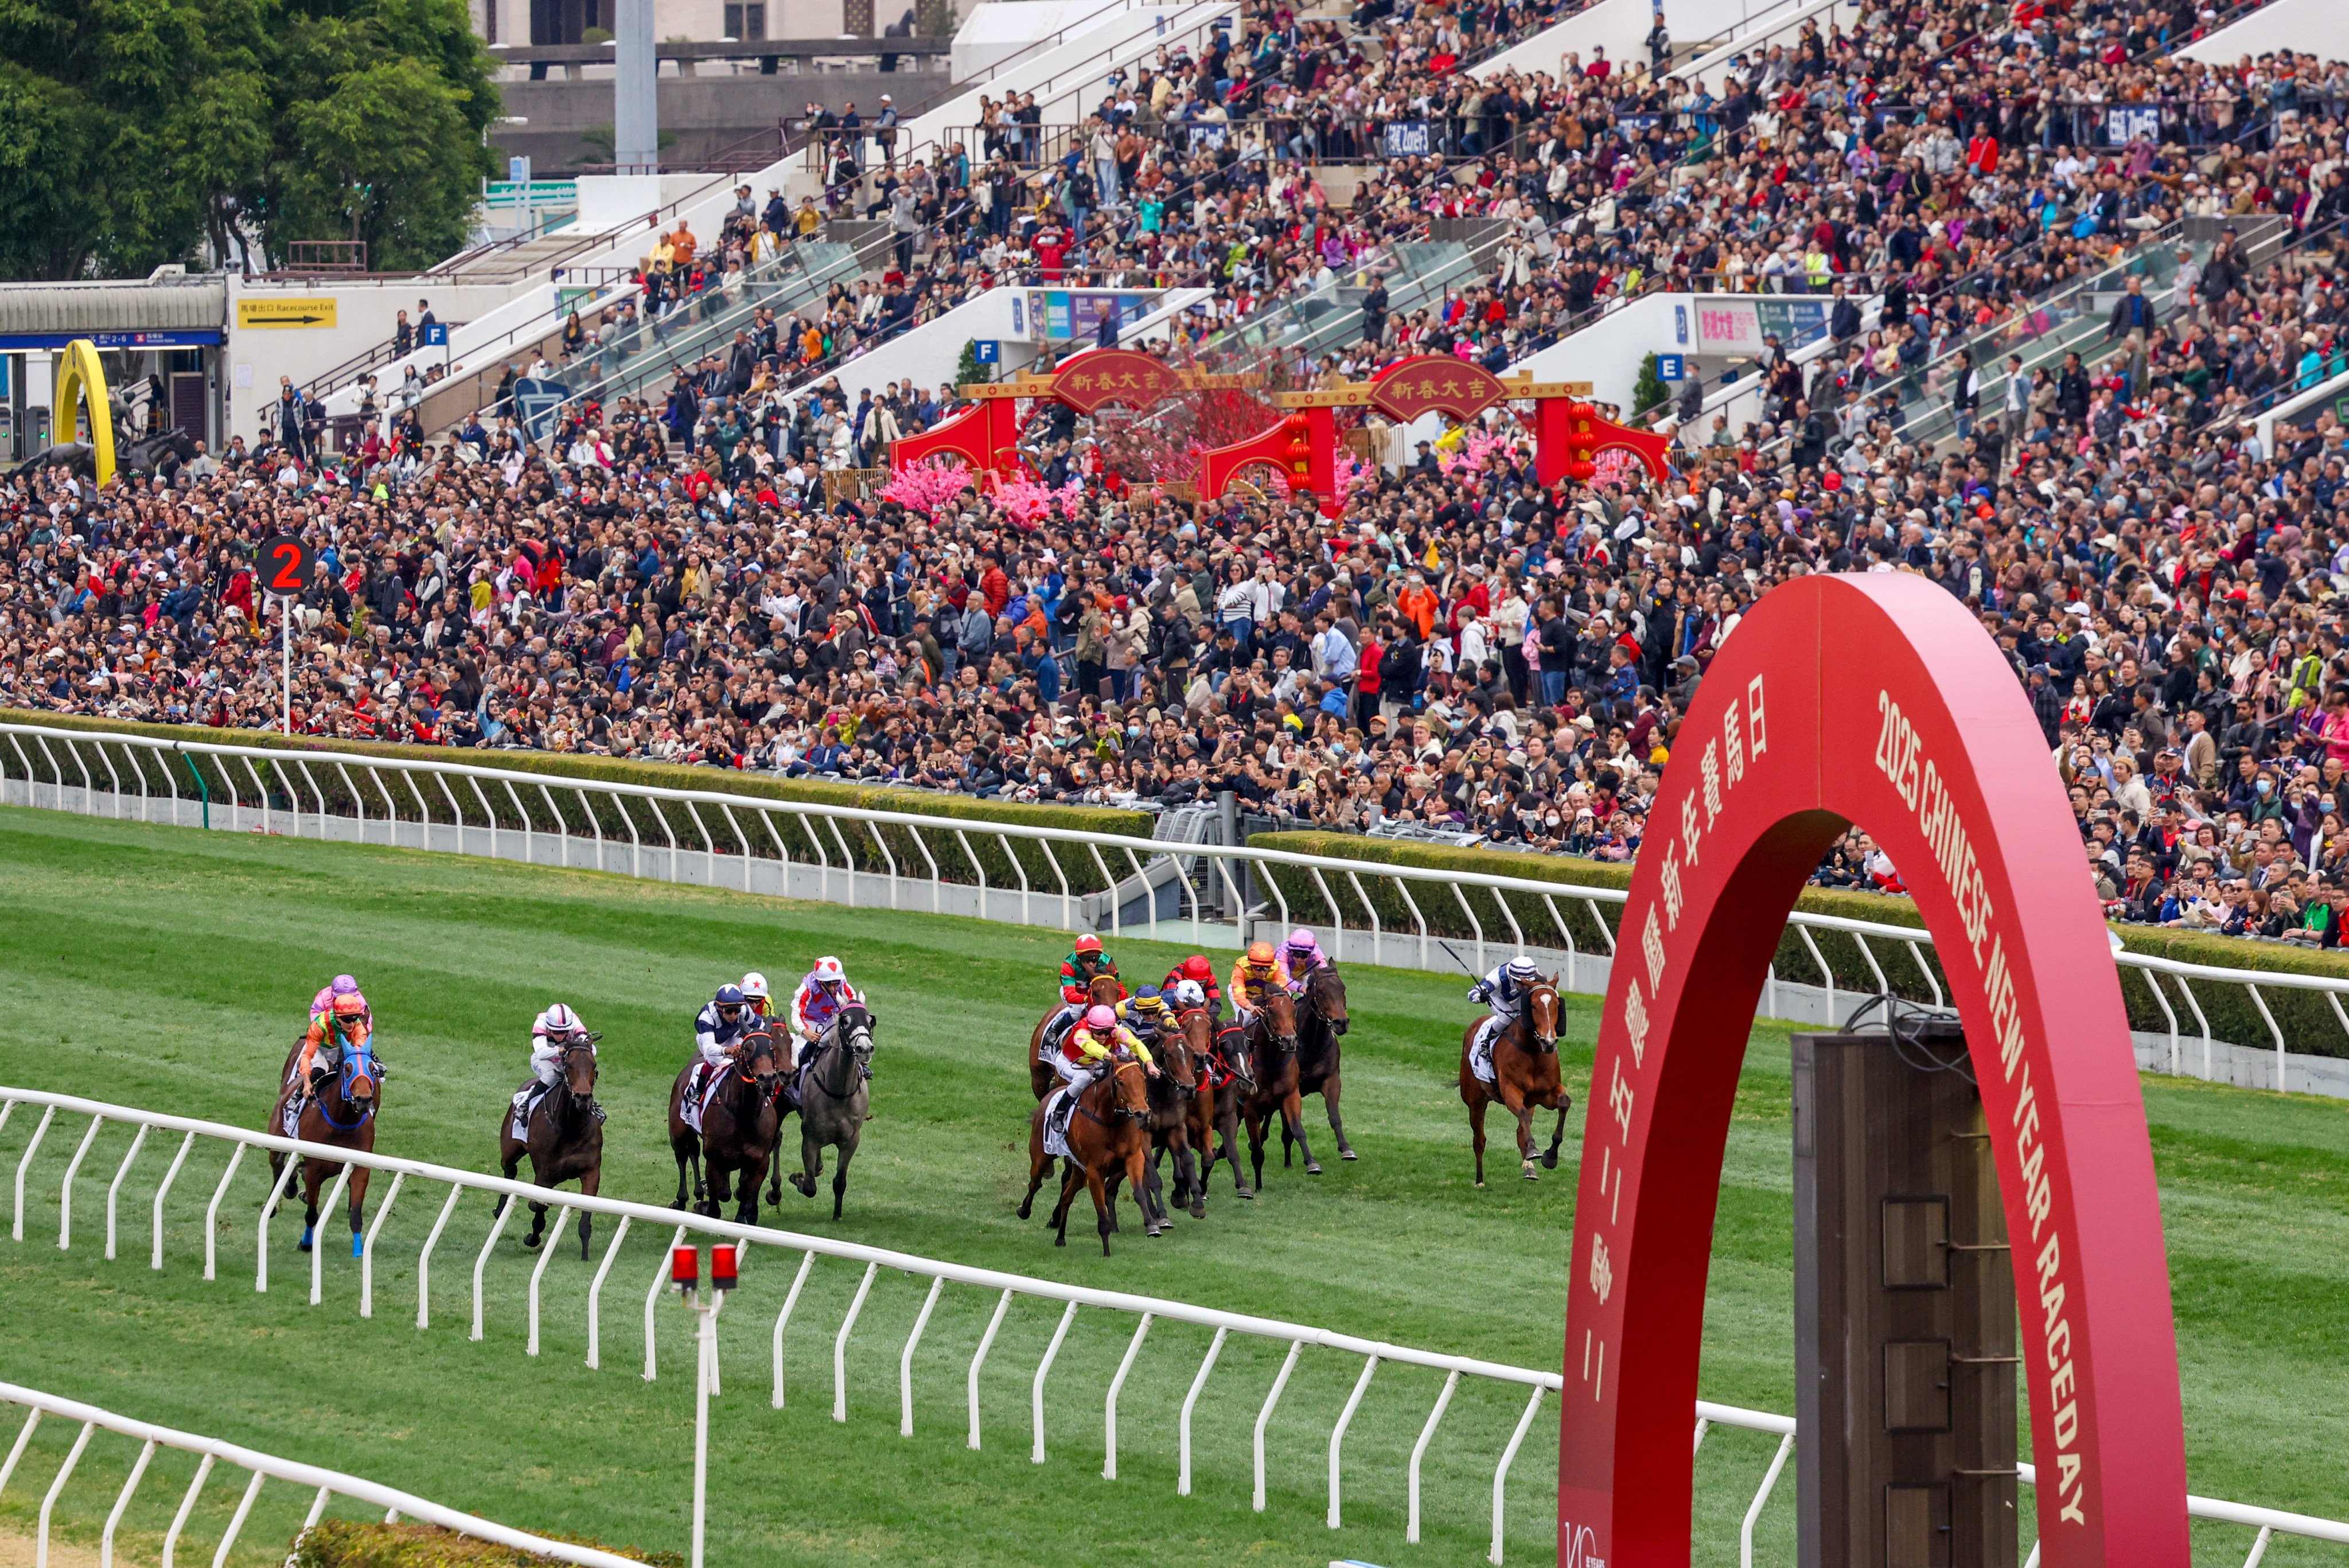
(671, 1243, 699, 1295)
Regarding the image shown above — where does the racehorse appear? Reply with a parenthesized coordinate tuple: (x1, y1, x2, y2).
(1018, 1052, 1150, 1255)
(1133, 1015, 1200, 1237)
(494, 1037, 603, 1258)
(1027, 972, 1124, 1098)
(1458, 974, 1571, 1185)
(1240, 988, 1320, 1184)
(668, 1029, 786, 1224)
(1196, 1013, 1259, 1201)
(1290, 965, 1355, 1164)
(788, 1004, 874, 1219)
(267, 1036, 380, 1258)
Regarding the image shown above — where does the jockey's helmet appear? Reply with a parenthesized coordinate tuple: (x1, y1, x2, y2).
(329, 974, 361, 997)
(1506, 956, 1540, 984)
(1246, 941, 1276, 966)
(539, 1003, 585, 1039)
(1084, 1004, 1117, 1032)
(1132, 987, 1166, 1015)
(329, 990, 367, 1034)
(1172, 979, 1207, 1009)
(1073, 934, 1103, 955)
(1182, 954, 1215, 981)
(1287, 928, 1316, 949)
(741, 972, 770, 1006)
(714, 983, 746, 1020)
(812, 956, 846, 985)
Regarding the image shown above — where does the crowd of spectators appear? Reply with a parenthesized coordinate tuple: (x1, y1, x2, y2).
(14, 0, 2349, 931)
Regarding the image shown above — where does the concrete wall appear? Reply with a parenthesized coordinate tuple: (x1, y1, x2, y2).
(2176, 0, 2349, 63)
(492, 59, 959, 173)
(223, 277, 552, 446)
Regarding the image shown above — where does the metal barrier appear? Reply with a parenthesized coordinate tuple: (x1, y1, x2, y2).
(5, 720, 2348, 1089)
(3, 1085, 2346, 1567)
(0, 1380, 644, 1568)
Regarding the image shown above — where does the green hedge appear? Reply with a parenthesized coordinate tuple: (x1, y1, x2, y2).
(289, 1520, 681, 1567)
(1249, 833, 2349, 1061)
(0, 709, 1151, 896)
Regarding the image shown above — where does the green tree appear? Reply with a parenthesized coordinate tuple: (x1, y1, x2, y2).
(956, 337, 990, 387)
(1633, 352, 1670, 418)
(0, 0, 499, 280)
(260, 0, 502, 272)
(0, 0, 271, 279)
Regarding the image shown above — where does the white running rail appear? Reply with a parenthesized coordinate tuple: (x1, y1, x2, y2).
(2, 1086, 2344, 1566)
(0, 1380, 645, 1568)
(4, 720, 2347, 1093)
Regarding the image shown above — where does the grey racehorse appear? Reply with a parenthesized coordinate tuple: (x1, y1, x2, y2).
(788, 1004, 874, 1219)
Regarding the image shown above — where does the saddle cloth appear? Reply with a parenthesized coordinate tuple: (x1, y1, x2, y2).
(278, 1097, 303, 1138)
(509, 1082, 546, 1141)
(679, 1062, 717, 1136)
(1470, 1016, 1503, 1089)
(1041, 1086, 1074, 1160)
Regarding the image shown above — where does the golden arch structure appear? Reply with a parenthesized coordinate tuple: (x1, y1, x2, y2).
(53, 338, 117, 485)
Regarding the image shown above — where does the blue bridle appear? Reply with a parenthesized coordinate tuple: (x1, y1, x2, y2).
(314, 1042, 379, 1131)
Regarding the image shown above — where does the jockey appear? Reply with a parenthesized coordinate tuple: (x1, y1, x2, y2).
(1055, 933, 1125, 1034)
(1159, 954, 1224, 1018)
(1279, 928, 1330, 992)
(687, 982, 758, 1111)
(1468, 956, 1544, 1027)
(298, 978, 372, 1091)
(529, 1003, 598, 1086)
(1114, 985, 1174, 1046)
(1055, 1004, 1158, 1098)
(1228, 942, 1292, 1021)
(741, 972, 773, 1022)
(791, 957, 863, 1054)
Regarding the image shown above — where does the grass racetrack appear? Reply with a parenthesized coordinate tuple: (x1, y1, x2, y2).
(0, 805, 2346, 1566)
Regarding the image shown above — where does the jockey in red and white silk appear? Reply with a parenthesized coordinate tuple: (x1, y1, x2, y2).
(792, 957, 862, 1053)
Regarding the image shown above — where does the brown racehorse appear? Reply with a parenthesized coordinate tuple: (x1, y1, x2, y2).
(496, 1037, 603, 1258)
(1134, 1015, 1201, 1236)
(267, 1035, 379, 1258)
(1458, 976, 1571, 1185)
(1291, 965, 1355, 1164)
(1197, 1015, 1259, 1201)
(1027, 973, 1124, 1098)
(1018, 1053, 1151, 1254)
(1239, 988, 1318, 1184)
(1162, 1005, 1225, 1216)
(668, 1029, 786, 1224)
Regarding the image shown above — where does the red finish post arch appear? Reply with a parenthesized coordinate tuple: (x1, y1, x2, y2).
(1561, 574, 2186, 1567)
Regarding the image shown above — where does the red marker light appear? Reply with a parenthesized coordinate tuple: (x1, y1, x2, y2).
(711, 1243, 738, 1293)
(671, 1243, 699, 1294)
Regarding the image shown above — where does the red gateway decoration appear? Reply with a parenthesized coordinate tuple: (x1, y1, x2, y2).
(1368, 357, 1510, 422)
(1560, 574, 2188, 1568)
(887, 351, 1260, 478)
(1187, 355, 1672, 517)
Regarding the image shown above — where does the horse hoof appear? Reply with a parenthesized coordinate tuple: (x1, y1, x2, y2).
(1054, 1232, 1068, 1247)
(1306, 1163, 1323, 1176)
(352, 1234, 365, 1259)
(297, 1228, 314, 1253)
(1541, 1151, 1560, 1169)
(1189, 1203, 1206, 1220)
(1475, 1180, 1486, 1189)
(1016, 1203, 1033, 1220)
(1237, 1188, 1256, 1201)
(1522, 1164, 1540, 1181)
(523, 1232, 543, 1250)
(1339, 1148, 1357, 1160)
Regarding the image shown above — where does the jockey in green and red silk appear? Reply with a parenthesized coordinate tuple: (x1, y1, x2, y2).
(1055, 933, 1125, 1032)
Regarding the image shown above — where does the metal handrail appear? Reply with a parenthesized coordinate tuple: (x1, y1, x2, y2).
(0, 1381, 643, 1568)
(2, 1082, 2344, 1568)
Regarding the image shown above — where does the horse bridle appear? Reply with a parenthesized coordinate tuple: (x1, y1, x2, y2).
(1299, 972, 1350, 1035)
(1076, 1057, 1150, 1126)
(314, 1050, 377, 1132)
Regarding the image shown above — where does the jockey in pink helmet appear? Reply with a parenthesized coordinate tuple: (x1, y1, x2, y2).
(1279, 928, 1329, 992)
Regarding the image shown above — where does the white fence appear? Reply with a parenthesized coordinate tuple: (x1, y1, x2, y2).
(4, 1085, 2347, 1567)
(0, 1380, 644, 1568)
(7, 721, 2349, 1097)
